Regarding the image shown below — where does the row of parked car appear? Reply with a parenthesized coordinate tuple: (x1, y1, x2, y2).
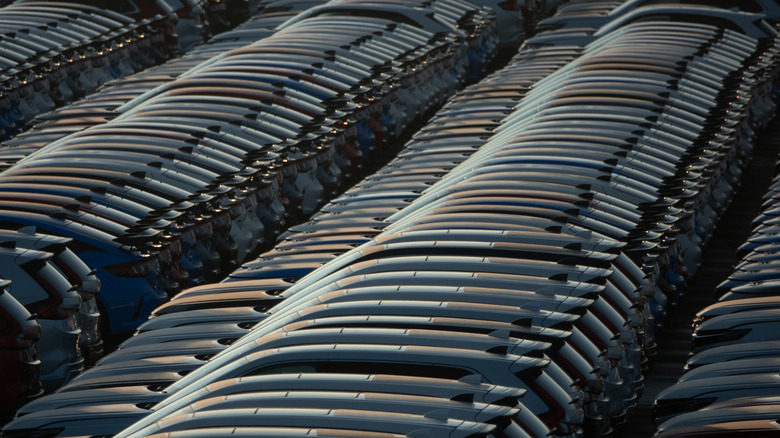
(0, 0, 258, 413)
(0, 0, 308, 415)
(0, 0, 268, 416)
(4, 2, 779, 438)
(94, 0, 263, 52)
(0, 0, 566, 429)
(651, 79, 780, 438)
(0, 6, 302, 173)
(0, 0, 546, 427)
(0, 229, 102, 415)
(0, 0, 500, 419)
(0, 0, 565, 173)
(0, 0, 275, 144)
(0, 1, 177, 139)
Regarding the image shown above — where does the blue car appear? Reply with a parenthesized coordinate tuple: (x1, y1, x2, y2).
(0, 210, 168, 336)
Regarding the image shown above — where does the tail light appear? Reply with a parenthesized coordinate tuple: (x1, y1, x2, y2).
(0, 288, 41, 349)
(12, 319, 41, 350)
(103, 256, 159, 278)
(21, 259, 80, 320)
(78, 277, 100, 301)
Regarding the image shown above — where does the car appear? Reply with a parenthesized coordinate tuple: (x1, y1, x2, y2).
(0, 212, 168, 336)
(0, 228, 103, 364)
(132, 370, 542, 436)
(653, 373, 780, 426)
(138, 306, 273, 332)
(654, 418, 780, 438)
(691, 309, 780, 354)
(678, 357, 780, 384)
(136, 406, 498, 438)
(0, 244, 83, 391)
(117, 341, 574, 437)
(117, 321, 256, 350)
(0, 401, 161, 438)
(0, 279, 42, 415)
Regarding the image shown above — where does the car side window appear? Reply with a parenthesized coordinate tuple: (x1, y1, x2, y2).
(246, 364, 317, 375)
(643, 0, 763, 13)
(243, 360, 472, 379)
(162, 0, 186, 9)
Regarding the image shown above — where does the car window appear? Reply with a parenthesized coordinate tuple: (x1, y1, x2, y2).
(630, 14, 750, 34)
(161, 0, 186, 9)
(244, 360, 471, 379)
(640, 0, 764, 13)
(315, 10, 420, 28)
(13, 0, 140, 13)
